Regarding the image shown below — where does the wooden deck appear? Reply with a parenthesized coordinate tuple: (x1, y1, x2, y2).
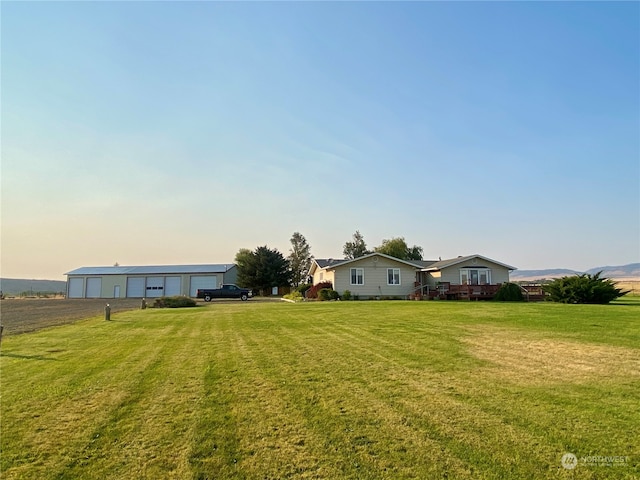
(412, 282, 547, 301)
(412, 282, 499, 300)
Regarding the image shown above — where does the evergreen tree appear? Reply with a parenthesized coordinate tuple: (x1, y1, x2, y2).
(543, 272, 629, 304)
(235, 246, 290, 295)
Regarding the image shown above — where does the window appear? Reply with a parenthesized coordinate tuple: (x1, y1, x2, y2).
(350, 268, 364, 285)
(460, 269, 491, 285)
(387, 268, 401, 285)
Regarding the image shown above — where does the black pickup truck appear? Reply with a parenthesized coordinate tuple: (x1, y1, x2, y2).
(196, 284, 252, 302)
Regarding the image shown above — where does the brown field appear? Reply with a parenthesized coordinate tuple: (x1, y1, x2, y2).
(515, 277, 640, 296)
(616, 280, 640, 296)
(0, 298, 143, 335)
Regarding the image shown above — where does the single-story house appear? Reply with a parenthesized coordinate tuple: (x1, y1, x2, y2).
(309, 253, 516, 300)
(65, 264, 237, 299)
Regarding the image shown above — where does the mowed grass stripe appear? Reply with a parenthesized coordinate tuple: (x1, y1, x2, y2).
(220, 302, 639, 478)
(217, 314, 433, 478)
(221, 326, 345, 478)
(195, 306, 546, 478)
(2, 309, 210, 479)
(294, 317, 552, 478)
(58, 310, 212, 480)
(1, 301, 639, 479)
(272, 325, 474, 479)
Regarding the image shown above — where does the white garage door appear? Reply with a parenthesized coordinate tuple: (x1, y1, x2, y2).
(165, 277, 181, 296)
(127, 277, 145, 297)
(190, 276, 217, 297)
(68, 278, 84, 298)
(86, 277, 102, 298)
(145, 277, 165, 298)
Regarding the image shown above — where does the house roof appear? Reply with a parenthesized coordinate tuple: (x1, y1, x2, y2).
(312, 253, 433, 272)
(314, 258, 350, 269)
(65, 264, 235, 276)
(421, 254, 517, 271)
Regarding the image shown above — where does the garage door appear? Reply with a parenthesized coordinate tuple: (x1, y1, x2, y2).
(68, 278, 84, 298)
(165, 277, 181, 296)
(145, 277, 165, 298)
(86, 277, 102, 298)
(190, 276, 217, 297)
(126, 277, 145, 297)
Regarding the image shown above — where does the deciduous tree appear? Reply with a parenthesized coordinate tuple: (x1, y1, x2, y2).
(288, 232, 313, 287)
(374, 237, 423, 261)
(235, 248, 255, 288)
(343, 230, 370, 259)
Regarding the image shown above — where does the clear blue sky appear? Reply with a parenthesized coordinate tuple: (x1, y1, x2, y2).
(2, 1, 639, 279)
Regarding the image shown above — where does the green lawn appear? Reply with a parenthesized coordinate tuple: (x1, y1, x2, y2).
(1, 301, 638, 479)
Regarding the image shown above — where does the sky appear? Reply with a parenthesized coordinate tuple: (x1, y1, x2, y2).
(1, 1, 639, 280)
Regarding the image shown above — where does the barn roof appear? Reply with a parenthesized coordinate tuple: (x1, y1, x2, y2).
(65, 264, 235, 276)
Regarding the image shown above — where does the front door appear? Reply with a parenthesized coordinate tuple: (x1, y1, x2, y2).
(114, 285, 121, 298)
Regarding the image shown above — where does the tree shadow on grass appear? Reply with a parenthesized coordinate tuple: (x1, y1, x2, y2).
(0, 352, 59, 361)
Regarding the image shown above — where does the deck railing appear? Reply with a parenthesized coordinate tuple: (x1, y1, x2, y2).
(413, 282, 501, 300)
(413, 282, 547, 301)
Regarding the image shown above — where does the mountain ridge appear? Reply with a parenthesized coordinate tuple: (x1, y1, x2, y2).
(0, 278, 67, 295)
(511, 263, 639, 280)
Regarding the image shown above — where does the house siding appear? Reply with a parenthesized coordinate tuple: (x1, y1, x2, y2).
(333, 256, 418, 298)
(313, 269, 335, 287)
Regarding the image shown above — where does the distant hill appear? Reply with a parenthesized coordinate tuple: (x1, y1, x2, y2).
(512, 263, 640, 281)
(511, 268, 580, 279)
(0, 278, 67, 296)
(584, 263, 640, 278)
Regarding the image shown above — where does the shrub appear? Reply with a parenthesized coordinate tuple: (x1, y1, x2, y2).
(494, 283, 524, 302)
(283, 291, 304, 302)
(543, 272, 629, 304)
(342, 290, 352, 301)
(318, 288, 331, 301)
(296, 283, 312, 295)
(306, 281, 333, 299)
(318, 289, 340, 301)
(152, 296, 197, 308)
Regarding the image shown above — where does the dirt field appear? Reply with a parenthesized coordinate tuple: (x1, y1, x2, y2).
(0, 297, 280, 336)
(0, 298, 144, 335)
